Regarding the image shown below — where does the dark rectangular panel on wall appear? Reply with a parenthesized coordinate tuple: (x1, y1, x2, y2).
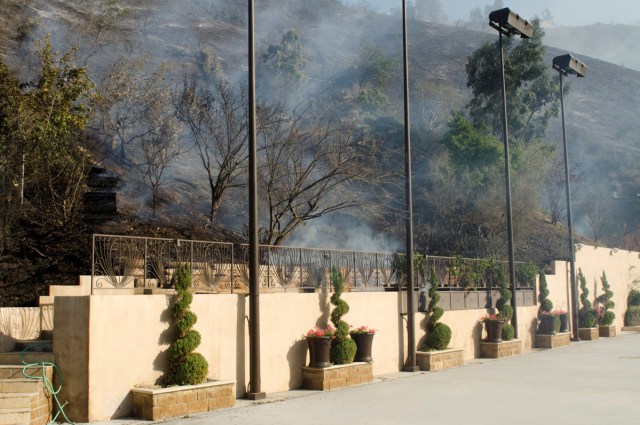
(439, 292, 451, 311)
(522, 290, 535, 306)
(451, 292, 465, 310)
(515, 291, 524, 307)
(465, 292, 480, 309)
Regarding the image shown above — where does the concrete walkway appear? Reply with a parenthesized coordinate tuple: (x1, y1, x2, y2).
(97, 331, 640, 425)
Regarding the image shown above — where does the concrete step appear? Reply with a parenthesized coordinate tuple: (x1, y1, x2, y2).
(0, 393, 31, 409)
(0, 353, 55, 366)
(13, 341, 52, 354)
(0, 379, 42, 394)
(0, 407, 30, 424)
(0, 365, 52, 380)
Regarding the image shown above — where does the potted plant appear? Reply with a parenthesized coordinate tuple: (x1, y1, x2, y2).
(596, 271, 615, 335)
(552, 310, 569, 332)
(419, 267, 452, 351)
(349, 325, 376, 362)
(329, 268, 357, 364)
(479, 313, 504, 343)
(305, 326, 335, 368)
(537, 271, 557, 335)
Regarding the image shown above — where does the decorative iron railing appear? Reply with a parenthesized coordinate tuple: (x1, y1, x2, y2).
(91, 234, 535, 294)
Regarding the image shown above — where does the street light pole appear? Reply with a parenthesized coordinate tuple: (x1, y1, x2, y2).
(552, 54, 588, 341)
(246, 0, 265, 400)
(489, 8, 533, 339)
(401, 0, 418, 373)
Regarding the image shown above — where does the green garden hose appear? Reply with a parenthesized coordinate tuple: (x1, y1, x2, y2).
(20, 341, 75, 425)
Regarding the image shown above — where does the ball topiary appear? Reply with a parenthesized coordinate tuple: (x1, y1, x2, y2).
(423, 322, 452, 351)
(628, 289, 640, 307)
(501, 323, 515, 341)
(329, 268, 356, 364)
(421, 266, 452, 351)
(165, 264, 208, 386)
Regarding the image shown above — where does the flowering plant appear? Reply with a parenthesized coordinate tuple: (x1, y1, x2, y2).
(349, 325, 377, 335)
(305, 325, 335, 338)
(551, 310, 568, 317)
(479, 313, 503, 324)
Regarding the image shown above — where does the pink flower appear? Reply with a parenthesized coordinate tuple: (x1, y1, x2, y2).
(349, 325, 377, 335)
(305, 325, 335, 338)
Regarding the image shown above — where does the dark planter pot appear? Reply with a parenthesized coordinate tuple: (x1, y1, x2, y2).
(539, 315, 558, 335)
(351, 333, 374, 363)
(306, 336, 332, 368)
(485, 321, 503, 343)
(559, 315, 569, 332)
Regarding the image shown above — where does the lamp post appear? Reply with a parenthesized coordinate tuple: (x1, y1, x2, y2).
(246, 0, 265, 400)
(401, 0, 418, 373)
(488, 8, 533, 339)
(552, 53, 588, 341)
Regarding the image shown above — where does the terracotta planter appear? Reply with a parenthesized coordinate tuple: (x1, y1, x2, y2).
(484, 320, 503, 343)
(351, 333, 374, 363)
(539, 315, 558, 335)
(559, 315, 569, 333)
(306, 336, 332, 368)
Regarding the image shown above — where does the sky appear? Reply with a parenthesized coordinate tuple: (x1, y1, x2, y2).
(345, 0, 640, 26)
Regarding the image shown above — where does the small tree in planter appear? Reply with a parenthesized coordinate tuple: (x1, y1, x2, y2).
(596, 271, 615, 326)
(537, 271, 557, 334)
(164, 264, 209, 385)
(494, 263, 515, 341)
(625, 288, 640, 326)
(419, 267, 452, 351)
(578, 268, 597, 328)
(330, 267, 356, 364)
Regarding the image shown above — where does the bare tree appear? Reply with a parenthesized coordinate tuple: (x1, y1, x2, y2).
(136, 78, 182, 215)
(257, 107, 376, 246)
(585, 193, 611, 245)
(173, 79, 248, 224)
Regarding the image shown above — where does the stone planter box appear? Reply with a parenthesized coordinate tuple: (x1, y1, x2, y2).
(302, 362, 372, 391)
(535, 332, 570, 349)
(132, 380, 235, 420)
(599, 325, 616, 337)
(622, 325, 640, 332)
(578, 327, 599, 340)
(480, 339, 522, 358)
(416, 348, 463, 371)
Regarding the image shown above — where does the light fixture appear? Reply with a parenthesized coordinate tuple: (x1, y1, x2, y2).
(489, 7, 534, 38)
(552, 54, 588, 78)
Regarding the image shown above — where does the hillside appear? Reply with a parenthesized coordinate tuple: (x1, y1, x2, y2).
(1, 0, 639, 305)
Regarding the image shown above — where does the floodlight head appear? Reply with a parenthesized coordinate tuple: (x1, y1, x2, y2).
(489, 7, 534, 39)
(552, 54, 588, 78)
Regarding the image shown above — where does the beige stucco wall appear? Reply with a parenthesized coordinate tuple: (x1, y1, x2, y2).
(544, 245, 640, 333)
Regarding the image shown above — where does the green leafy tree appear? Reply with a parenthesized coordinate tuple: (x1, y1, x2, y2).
(465, 20, 560, 144)
(578, 268, 597, 327)
(494, 263, 514, 340)
(165, 264, 209, 386)
(329, 268, 356, 364)
(537, 270, 552, 316)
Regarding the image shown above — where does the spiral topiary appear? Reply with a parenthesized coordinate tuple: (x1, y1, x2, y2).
(420, 266, 452, 351)
(596, 271, 615, 326)
(577, 268, 597, 328)
(538, 271, 553, 317)
(165, 264, 209, 386)
(329, 267, 356, 364)
(493, 262, 514, 341)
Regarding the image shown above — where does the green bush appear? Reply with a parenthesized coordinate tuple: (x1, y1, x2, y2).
(601, 311, 615, 326)
(538, 271, 553, 317)
(502, 323, 515, 341)
(624, 306, 640, 326)
(577, 268, 596, 328)
(628, 289, 640, 307)
(421, 267, 452, 351)
(329, 268, 356, 364)
(165, 264, 209, 386)
(596, 272, 615, 325)
(422, 323, 452, 351)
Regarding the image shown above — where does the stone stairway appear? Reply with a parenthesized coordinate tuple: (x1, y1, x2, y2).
(0, 362, 53, 425)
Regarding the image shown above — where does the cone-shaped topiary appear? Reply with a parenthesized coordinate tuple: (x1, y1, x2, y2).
(165, 264, 208, 386)
(420, 266, 452, 351)
(578, 268, 597, 328)
(329, 267, 356, 364)
(596, 271, 615, 325)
